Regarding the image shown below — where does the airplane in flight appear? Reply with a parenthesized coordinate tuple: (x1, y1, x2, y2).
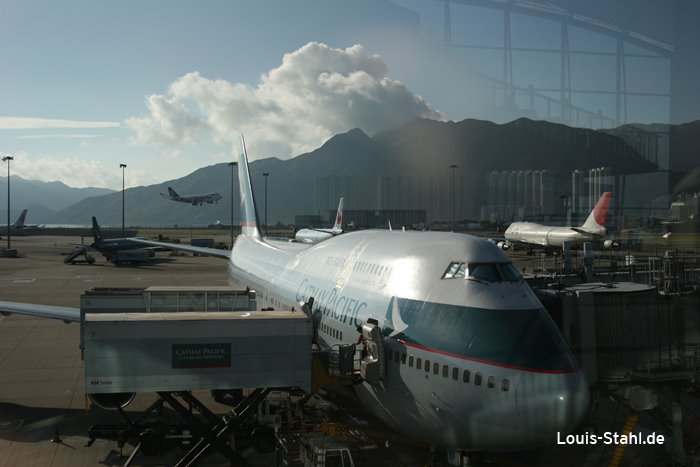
(160, 187, 222, 206)
(0, 137, 589, 456)
(499, 191, 613, 250)
(63, 216, 157, 264)
(295, 198, 344, 244)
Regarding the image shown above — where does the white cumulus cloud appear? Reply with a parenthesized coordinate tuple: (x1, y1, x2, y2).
(125, 42, 443, 158)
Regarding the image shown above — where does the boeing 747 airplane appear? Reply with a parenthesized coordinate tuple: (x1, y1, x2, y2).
(160, 187, 222, 206)
(502, 192, 612, 250)
(0, 137, 589, 456)
(295, 197, 344, 244)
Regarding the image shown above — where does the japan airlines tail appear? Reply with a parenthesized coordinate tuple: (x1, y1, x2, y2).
(227, 136, 588, 451)
(503, 192, 612, 249)
(295, 197, 344, 244)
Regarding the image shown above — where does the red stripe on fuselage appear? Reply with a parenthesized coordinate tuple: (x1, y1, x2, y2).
(397, 340, 580, 374)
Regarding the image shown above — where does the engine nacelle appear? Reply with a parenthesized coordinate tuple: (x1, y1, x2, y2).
(89, 392, 136, 410)
(603, 239, 620, 249)
(497, 241, 511, 251)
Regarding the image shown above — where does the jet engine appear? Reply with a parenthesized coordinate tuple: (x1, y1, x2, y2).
(603, 239, 620, 249)
(497, 241, 511, 251)
(89, 392, 136, 410)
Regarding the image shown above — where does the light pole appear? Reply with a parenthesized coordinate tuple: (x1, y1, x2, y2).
(3, 156, 14, 249)
(228, 162, 237, 247)
(120, 163, 126, 236)
(559, 195, 567, 226)
(449, 164, 458, 232)
(262, 172, 270, 236)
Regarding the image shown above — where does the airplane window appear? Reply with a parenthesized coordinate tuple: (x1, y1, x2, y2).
(424, 360, 430, 372)
(452, 367, 459, 380)
(442, 262, 461, 279)
(442, 365, 448, 377)
(498, 262, 522, 282)
(433, 362, 439, 375)
(409, 356, 414, 367)
(401, 353, 407, 364)
(416, 357, 422, 369)
(474, 372, 483, 386)
(463, 369, 470, 383)
(487, 375, 496, 388)
(468, 263, 500, 282)
(501, 379, 510, 392)
(453, 263, 467, 279)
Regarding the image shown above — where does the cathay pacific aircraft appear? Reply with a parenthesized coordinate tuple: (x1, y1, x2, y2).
(0, 136, 589, 455)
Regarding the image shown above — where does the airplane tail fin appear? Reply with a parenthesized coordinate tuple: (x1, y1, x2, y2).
(13, 209, 28, 228)
(237, 136, 263, 238)
(580, 192, 611, 233)
(331, 197, 344, 233)
(168, 187, 179, 199)
(91, 216, 103, 243)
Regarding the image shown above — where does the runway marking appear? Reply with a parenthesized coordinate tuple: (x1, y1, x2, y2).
(74, 276, 103, 283)
(13, 278, 36, 283)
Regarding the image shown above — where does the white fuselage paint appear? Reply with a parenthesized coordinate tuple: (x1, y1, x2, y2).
(227, 229, 589, 451)
(504, 223, 596, 248)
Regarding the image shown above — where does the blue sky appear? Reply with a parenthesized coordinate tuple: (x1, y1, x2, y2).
(0, 0, 694, 189)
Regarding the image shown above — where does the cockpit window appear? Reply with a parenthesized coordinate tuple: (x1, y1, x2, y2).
(468, 263, 500, 282)
(442, 261, 522, 282)
(442, 262, 461, 279)
(498, 262, 522, 282)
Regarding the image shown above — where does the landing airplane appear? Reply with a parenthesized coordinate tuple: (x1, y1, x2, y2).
(64, 216, 157, 264)
(160, 187, 222, 206)
(500, 192, 613, 250)
(0, 137, 589, 454)
(295, 198, 344, 244)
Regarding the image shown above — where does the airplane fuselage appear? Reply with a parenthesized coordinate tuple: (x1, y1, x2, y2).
(294, 228, 334, 244)
(505, 222, 601, 248)
(228, 229, 589, 450)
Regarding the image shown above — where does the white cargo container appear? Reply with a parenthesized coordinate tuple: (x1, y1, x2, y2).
(84, 311, 311, 394)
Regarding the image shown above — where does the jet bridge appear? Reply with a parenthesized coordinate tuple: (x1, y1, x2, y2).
(78, 286, 311, 466)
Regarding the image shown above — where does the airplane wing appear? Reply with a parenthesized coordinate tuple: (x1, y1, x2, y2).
(127, 238, 231, 259)
(570, 227, 606, 236)
(0, 301, 80, 323)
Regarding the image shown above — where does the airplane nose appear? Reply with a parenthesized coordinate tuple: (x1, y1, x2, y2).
(515, 370, 589, 444)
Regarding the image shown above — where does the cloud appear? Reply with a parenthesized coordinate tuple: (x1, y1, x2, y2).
(0, 117, 120, 130)
(125, 42, 443, 158)
(16, 134, 105, 140)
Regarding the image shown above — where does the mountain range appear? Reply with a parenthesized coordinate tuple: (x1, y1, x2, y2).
(4, 117, 696, 227)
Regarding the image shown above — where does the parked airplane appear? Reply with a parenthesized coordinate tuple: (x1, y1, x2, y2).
(0, 209, 40, 236)
(160, 187, 222, 206)
(64, 216, 157, 264)
(500, 192, 612, 250)
(295, 198, 344, 244)
(0, 137, 589, 455)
